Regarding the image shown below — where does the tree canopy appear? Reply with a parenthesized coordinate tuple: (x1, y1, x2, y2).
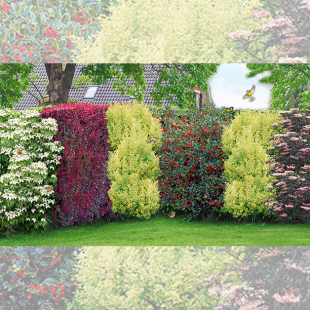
(0, 63, 219, 110)
(246, 63, 310, 111)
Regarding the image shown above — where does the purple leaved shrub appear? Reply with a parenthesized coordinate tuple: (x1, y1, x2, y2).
(199, 246, 310, 310)
(263, 107, 310, 223)
(39, 102, 116, 227)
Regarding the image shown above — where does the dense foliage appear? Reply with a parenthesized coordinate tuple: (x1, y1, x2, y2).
(0, 246, 80, 310)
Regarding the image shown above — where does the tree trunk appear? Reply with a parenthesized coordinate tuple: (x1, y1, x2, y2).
(44, 63, 76, 106)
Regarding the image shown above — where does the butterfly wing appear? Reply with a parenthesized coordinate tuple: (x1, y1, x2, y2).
(250, 85, 256, 94)
(243, 94, 250, 99)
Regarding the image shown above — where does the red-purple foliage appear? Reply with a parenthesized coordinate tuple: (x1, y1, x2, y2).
(263, 107, 310, 223)
(199, 246, 310, 310)
(38, 102, 115, 226)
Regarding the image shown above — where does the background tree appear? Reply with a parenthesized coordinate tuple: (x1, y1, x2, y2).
(245, 63, 310, 111)
(0, 63, 219, 110)
(228, 0, 310, 62)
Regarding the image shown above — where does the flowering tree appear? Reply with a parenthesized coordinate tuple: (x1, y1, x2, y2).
(0, 63, 219, 110)
(228, 0, 310, 62)
(0, 0, 118, 63)
(245, 63, 310, 111)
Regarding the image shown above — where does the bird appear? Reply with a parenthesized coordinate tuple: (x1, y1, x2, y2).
(225, 107, 234, 113)
(149, 138, 158, 144)
(168, 211, 175, 218)
(243, 85, 256, 102)
(17, 148, 23, 155)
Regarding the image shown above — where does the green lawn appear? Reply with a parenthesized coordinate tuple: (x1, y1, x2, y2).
(1, 213, 310, 246)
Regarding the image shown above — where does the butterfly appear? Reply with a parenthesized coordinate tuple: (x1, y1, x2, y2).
(168, 211, 175, 218)
(243, 85, 256, 102)
(149, 138, 158, 144)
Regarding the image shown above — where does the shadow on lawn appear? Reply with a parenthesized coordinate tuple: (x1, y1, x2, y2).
(0, 204, 297, 239)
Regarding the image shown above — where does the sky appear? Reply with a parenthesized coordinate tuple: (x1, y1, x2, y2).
(208, 64, 273, 111)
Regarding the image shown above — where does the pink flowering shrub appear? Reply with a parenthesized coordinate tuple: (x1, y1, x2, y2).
(199, 246, 310, 310)
(228, 0, 310, 62)
(263, 107, 310, 223)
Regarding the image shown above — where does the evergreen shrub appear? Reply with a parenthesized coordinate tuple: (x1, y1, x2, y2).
(106, 101, 162, 219)
(221, 128, 277, 218)
(0, 246, 80, 310)
(72, 247, 245, 310)
(107, 121, 160, 219)
(220, 109, 283, 219)
(105, 101, 163, 153)
(148, 104, 232, 219)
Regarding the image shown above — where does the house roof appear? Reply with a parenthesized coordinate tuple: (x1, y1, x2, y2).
(12, 63, 182, 111)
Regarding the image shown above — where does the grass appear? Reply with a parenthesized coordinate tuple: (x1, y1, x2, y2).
(1, 212, 310, 246)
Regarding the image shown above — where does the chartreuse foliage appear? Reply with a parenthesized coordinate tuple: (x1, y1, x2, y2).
(72, 0, 264, 63)
(220, 109, 283, 218)
(72, 247, 246, 310)
(147, 104, 232, 219)
(106, 102, 162, 219)
(105, 101, 163, 152)
(0, 246, 80, 310)
(220, 108, 283, 157)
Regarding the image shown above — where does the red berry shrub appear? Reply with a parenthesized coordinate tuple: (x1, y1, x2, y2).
(264, 107, 310, 223)
(199, 246, 310, 310)
(0, 0, 115, 63)
(0, 246, 80, 310)
(148, 105, 232, 219)
(38, 102, 115, 226)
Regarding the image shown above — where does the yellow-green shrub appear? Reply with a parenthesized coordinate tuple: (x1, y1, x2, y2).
(221, 108, 282, 157)
(107, 121, 160, 219)
(108, 174, 160, 219)
(106, 101, 162, 153)
(72, 247, 246, 310)
(71, 0, 266, 63)
(221, 110, 280, 218)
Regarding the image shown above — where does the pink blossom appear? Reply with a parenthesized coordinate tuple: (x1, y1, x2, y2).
(279, 213, 287, 217)
(300, 206, 310, 210)
(228, 30, 253, 39)
(281, 36, 308, 44)
(259, 18, 289, 30)
(300, 0, 310, 10)
(273, 291, 301, 304)
(248, 8, 270, 19)
(285, 203, 294, 208)
(278, 57, 309, 63)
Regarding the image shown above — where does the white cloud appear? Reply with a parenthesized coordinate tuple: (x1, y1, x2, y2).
(208, 64, 273, 111)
